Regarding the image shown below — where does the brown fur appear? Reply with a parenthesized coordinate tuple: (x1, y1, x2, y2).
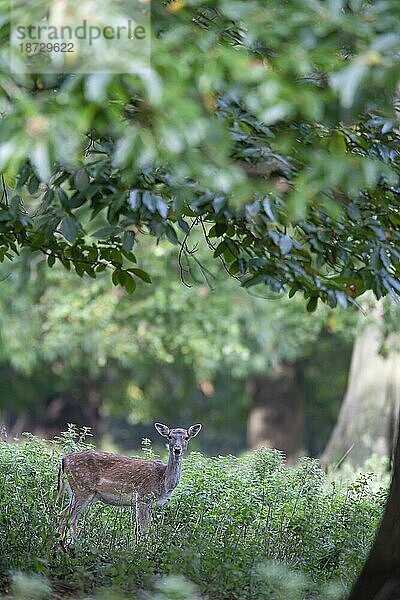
(63, 450, 167, 500)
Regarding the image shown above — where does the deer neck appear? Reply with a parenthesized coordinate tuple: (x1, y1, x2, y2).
(163, 452, 182, 492)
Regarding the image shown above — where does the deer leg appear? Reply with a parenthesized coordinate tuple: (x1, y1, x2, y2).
(136, 498, 152, 536)
(58, 494, 94, 549)
(58, 497, 74, 548)
(69, 494, 94, 544)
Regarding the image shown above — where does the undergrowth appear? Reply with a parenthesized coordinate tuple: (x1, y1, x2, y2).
(0, 426, 386, 599)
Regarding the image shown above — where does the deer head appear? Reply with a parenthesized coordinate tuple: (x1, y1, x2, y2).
(154, 422, 202, 457)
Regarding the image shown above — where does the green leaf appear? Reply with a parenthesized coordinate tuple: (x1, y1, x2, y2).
(121, 249, 137, 263)
(91, 226, 123, 239)
(307, 297, 318, 312)
(279, 235, 293, 255)
(60, 216, 80, 244)
(122, 230, 135, 252)
(74, 169, 90, 191)
(3, 173, 16, 189)
(123, 274, 137, 294)
(107, 193, 127, 224)
(228, 260, 240, 275)
(178, 219, 190, 234)
(110, 248, 123, 265)
(75, 262, 85, 277)
(68, 193, 87, 209)
(60, 258, 71, 271)
(9, 195, 21, 215)
(17, 164, 31, 188)
(129, 268, 152, 283)
(328, 131, 347, 155)
(225, 239, 239, 258)
(112, 269, 120, 286)
(165, 224, 178, 244)
(213, 241, 226, 258)
(215, 222, 227, 236)
(55, 187, 69, 208)
(28, 175, 40, 195)
(86, 246, 98, 262)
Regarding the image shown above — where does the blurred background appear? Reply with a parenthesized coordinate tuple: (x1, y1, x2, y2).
(0, 234, 399, 469)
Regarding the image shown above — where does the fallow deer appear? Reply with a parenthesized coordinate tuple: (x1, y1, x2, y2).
(57, 422, 201, 551)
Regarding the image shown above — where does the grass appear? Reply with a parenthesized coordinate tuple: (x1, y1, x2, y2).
(0, 426, 387, 599)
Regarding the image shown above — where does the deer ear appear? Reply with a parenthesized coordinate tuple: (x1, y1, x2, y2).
(188, 424, 202, 438)
(154, 422, 170, 437)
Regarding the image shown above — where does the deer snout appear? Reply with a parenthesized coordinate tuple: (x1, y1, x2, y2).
(173, 446, 182, 455)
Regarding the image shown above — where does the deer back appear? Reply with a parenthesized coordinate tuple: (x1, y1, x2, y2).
(63, 450, 167, 500)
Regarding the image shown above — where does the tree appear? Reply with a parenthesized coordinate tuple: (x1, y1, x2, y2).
(0, 240, 349, 457)
(1, 0, 400, 595)
(0, 1, 399, 309)
(321, 303, 400, 469)
(349, 424, 400, 600)
(247, 364, 305, 463)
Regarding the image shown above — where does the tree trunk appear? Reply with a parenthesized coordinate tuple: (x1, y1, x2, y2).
(348, 416, 400, 600)
(247, 363, 304, 463)
(44, 382, 104, 440)
(15, 378, 104, 441)
(321, 323, 400, 468)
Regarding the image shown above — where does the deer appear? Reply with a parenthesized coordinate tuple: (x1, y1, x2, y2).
(57, 422, 202, 551)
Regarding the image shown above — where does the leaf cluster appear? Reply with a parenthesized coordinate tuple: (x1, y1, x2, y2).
(0, 1, 399, 305)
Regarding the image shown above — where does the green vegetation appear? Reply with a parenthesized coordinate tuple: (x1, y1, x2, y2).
(1, 1, 400, 307)
(0, 428, 386, 599)
(1, 0, 400, 596)
(0, 242, 356, 455)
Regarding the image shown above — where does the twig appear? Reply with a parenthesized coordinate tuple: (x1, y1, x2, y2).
(178, 217, 199, 287)
(84, 134, 95, 157)
(1, 175, 9, 206)
(331, 444, 355, 472)
(199, 216, 242, 281)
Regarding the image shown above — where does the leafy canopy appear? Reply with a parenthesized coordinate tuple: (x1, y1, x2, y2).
(0, 0, 400, 309)
(0, 239, 339, 379)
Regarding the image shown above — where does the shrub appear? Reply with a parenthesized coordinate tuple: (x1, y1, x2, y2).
(0, 428, 386, 599)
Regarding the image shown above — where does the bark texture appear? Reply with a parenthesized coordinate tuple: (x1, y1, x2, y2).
(321, 323, 400, 468)
(348, 419, 400, 600)
(247, 364, 304, 463)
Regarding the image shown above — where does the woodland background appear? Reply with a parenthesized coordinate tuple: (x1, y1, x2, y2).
(1, 244, 399, 473)
(1, 0, 400, 598)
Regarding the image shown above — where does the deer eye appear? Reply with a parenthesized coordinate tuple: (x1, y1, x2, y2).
(168, 435, 172, 439)
(185, 436, 189, 441)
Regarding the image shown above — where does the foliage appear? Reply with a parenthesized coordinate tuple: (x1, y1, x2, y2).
(0, 242, 358, 452)
(0, 1, 400, 306)
(0, 429, 386, 599)
(0, 240, 340, 377)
